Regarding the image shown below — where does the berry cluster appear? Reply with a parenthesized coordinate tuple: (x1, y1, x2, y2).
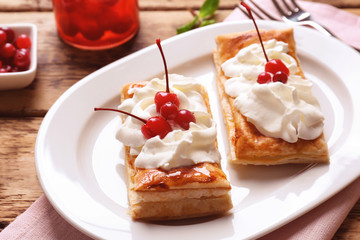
(95, 39, 196, 140)
(154, 39, 196, 128)
(257, 59, 289, 84)
(0, 27, 32, 73)
(240, 1, 290, 85)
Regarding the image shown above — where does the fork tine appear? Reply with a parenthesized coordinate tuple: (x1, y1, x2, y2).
(237, 2, 276, 20)
(280, 0, 293, 13)
(290, 0, 302, 10)
(237, 3, 251, 18)
(271, 0, 288, 16)
(248, 0, 277, 20)
(237, 3, 265, 19)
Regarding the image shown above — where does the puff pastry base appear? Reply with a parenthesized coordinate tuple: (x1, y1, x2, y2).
(121, 82, 232, 220)
(213, 28, 329, 165)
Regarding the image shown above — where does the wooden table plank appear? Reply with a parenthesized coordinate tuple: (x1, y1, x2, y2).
(334, 199, 360, 239)
(0, 118, 44, 229)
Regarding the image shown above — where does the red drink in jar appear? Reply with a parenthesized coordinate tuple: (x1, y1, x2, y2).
(52, 0, 139, 50)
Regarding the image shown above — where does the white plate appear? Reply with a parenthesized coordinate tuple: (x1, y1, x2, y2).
(35, 21, 360, 240)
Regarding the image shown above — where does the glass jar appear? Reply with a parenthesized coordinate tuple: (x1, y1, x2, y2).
(52, 0, 139, 50)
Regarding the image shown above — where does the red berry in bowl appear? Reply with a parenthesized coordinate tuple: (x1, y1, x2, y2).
(12, 49, 31, 71)
(0, 43, 16, 58)
(174, 109, 196, 130)
(11, 66, 19, 72)
(0, 30, 6, 48)
(1, 64, 12, 72)
(1, 27, 15, 43)
(15, 34, 32, 49)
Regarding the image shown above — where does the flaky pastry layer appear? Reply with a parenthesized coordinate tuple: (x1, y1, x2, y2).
(213, 28, 329, 165)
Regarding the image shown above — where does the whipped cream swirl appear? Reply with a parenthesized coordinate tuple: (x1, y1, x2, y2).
(116, 74, 220, 170)
(221, 40, 324, 143)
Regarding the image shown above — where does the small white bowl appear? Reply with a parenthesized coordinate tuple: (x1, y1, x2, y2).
(0, 23, 37, 90)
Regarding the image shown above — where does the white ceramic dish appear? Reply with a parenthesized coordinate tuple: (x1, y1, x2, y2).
(35, 21, 360, 240)
(0, 23, 37, 90)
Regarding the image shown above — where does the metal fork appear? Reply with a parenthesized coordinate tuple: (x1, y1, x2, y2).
(271, 0, 335, 37)
(237, 0, 359, 51)
(237, 0, 278, 20)
(237, 0, 333, 36)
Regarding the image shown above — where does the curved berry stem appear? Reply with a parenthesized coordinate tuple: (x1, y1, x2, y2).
(94, 107, 147, 124)
(156, 39, 170, 93)
(240, 1, 269, 63)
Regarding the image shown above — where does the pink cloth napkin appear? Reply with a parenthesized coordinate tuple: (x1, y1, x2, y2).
(226, 0, 360, 49)
(1, 1, 360, 239)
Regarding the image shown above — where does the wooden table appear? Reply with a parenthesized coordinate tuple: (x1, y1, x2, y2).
(0, 0, 359, 238)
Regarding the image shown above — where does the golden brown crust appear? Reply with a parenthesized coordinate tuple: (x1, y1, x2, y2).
(213, 28, 329, 165)
(121, 81, 232, 220)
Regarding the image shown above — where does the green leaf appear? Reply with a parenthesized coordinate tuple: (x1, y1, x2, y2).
(199, 0, 219, 19)
(199, 19, 216, 27)
(177, 16, 199, 34)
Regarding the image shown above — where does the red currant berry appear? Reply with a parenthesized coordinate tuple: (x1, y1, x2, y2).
(257, 72, 272, 84)
(0, 30, 6, 48)
(265, 59, 289, 76)
(1, 64, 12, 72)
(273, 71, 288, 84)
(154, 91, 180, 112)
(0, 43, 16, 58)
(174, 109, 196, 130)
(141, 116, 172, 139)
(94, 108, 173, 140)
(15, 34, 32, 49)
(160, 102, 179, 120)
(12, 49, 31, 71)
(0, 27, 15, 43)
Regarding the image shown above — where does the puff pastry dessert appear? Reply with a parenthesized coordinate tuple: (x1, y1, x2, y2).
(117, 74, 232, 220)
(213, 28, 329, 165)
